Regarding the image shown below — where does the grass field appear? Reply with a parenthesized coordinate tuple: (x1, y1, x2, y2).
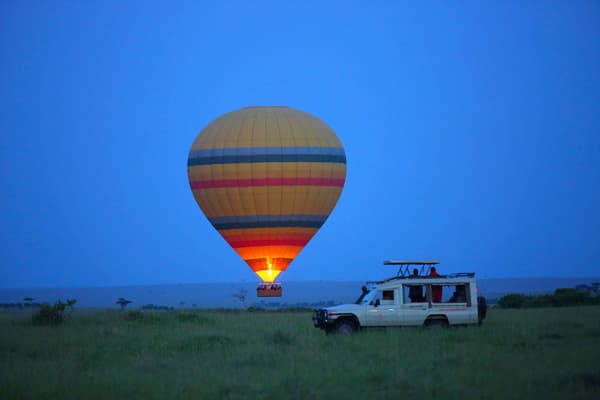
(1, 306, 599, 400)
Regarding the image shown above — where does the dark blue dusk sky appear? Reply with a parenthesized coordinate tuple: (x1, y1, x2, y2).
(1, 1, 599, 288)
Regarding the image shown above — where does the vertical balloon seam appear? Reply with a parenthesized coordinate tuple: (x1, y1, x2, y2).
(233, 109, 248, 226)
(275, 108, 284, 271)
(278, 110, 294, 274)
(265, 108, 280, 280)
(206, 118, 222, 221)
(312, 116, 328, 231)
(216, 115, 234, 221)
(287, 109, 301, 252)
(232, 111, 245, 215)
(193, 121, 216, 220)
(297, 110, 311, 220)
(306, 114, 325, 228)
(249, 109, 259, 225)
(249, 109, 263, 268)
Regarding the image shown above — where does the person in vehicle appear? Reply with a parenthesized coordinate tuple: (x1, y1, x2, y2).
(449, 285, 467, 303)
(408, 268, 424, 302)
(429, 266, 442, 303)
(408, 285, 423, 303)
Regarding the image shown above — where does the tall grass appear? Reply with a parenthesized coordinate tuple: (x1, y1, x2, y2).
(1, 306, 599, 399)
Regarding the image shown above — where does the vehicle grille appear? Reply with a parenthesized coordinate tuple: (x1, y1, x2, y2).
(312, 309, 327, 327)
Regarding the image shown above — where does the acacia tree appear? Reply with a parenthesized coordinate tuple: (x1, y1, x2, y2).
(116, 298, 132, 310)
(23, 297, 35, 317)
(23, 297, 34, 307)
(66, 299, 77, 316)
(232, 288, 248, 308)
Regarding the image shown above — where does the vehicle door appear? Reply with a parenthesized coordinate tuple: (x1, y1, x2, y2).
(365, 289, 400, 326)
(400, 283, 428, 326)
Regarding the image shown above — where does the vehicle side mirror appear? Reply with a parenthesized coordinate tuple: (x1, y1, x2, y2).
(373, 299, 380, 307)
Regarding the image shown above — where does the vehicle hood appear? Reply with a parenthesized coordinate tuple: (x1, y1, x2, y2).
(325, 304, 364, 313)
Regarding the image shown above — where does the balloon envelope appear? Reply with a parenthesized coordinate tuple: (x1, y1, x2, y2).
(187, 106, 346, 282)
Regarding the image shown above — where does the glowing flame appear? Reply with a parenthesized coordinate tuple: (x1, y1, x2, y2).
(255, 257, 281, 283)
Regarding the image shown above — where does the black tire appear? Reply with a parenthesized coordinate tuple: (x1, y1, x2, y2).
(424, 318, 449, 328)
(477, 296, 487, 323)
(336, 320, 356, 336)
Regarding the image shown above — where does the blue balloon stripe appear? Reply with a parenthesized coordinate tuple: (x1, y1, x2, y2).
(213, 220, 325, 230)
(210, 214, 327, 224)
(210, 214, 328, 230)
(189, 146, 346, 158)
(188, 153, 346, 166)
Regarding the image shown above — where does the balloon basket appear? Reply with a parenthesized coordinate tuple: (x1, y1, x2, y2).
(257, 283, 282, 297)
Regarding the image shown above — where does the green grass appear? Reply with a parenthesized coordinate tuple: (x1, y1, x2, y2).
(1, 306, 599, 399)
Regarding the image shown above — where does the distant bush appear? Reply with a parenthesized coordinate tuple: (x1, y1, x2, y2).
(32, 301, 67, 325)
(497, 294, 530, 309)
(551, 288, 591, 306)
(497, 289, 598, 309)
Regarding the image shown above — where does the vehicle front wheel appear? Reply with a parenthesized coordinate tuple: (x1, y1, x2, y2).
(335, 320, 356, 336)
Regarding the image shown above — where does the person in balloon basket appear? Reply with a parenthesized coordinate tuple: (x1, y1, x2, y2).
(408, 268, 424, 302)
(430, 266, 443, 303)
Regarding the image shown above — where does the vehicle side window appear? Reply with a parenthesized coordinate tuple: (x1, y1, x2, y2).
(381, 290, 394, 305)
(448, 284, 468, 303)
(370, 291, 383, 306)
(403, 284, 426, 304)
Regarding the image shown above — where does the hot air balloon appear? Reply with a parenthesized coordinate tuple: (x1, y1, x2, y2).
(187, 106, 346, 297)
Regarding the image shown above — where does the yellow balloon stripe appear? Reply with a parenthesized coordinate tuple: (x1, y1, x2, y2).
(193, 186, 344, 218)
(188, 162, 346, 181)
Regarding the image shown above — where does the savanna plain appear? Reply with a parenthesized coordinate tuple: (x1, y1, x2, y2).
(1, 306, 599, 400)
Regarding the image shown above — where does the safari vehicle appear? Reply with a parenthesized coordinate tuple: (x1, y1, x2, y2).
(312, 261, 487, 335)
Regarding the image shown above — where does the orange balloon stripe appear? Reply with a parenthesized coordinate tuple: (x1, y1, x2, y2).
(234, 245, 303, 260)
(219, 227, 318, 240)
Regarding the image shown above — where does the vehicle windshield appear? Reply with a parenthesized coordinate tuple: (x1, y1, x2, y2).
(355, 286, 373, 304)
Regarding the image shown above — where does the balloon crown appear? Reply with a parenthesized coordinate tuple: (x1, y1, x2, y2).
(244, 105, 289, 108)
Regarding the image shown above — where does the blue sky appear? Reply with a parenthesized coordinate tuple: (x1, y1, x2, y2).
(1, 1, 599, 288)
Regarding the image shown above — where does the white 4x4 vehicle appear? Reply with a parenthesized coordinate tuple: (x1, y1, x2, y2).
(313, 261, 487, 335)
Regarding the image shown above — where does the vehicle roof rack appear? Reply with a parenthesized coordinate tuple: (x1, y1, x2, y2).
(446, 272, 475, 278)
(383, 260, 440, 278)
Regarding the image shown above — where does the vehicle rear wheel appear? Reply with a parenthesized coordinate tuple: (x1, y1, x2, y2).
(424, 318, 449, 328)
(477, 296, 487, 324)
(336, 320, 356, 335)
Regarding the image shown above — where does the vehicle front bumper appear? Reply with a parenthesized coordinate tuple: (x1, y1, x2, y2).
(312, 309, 336, 330)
